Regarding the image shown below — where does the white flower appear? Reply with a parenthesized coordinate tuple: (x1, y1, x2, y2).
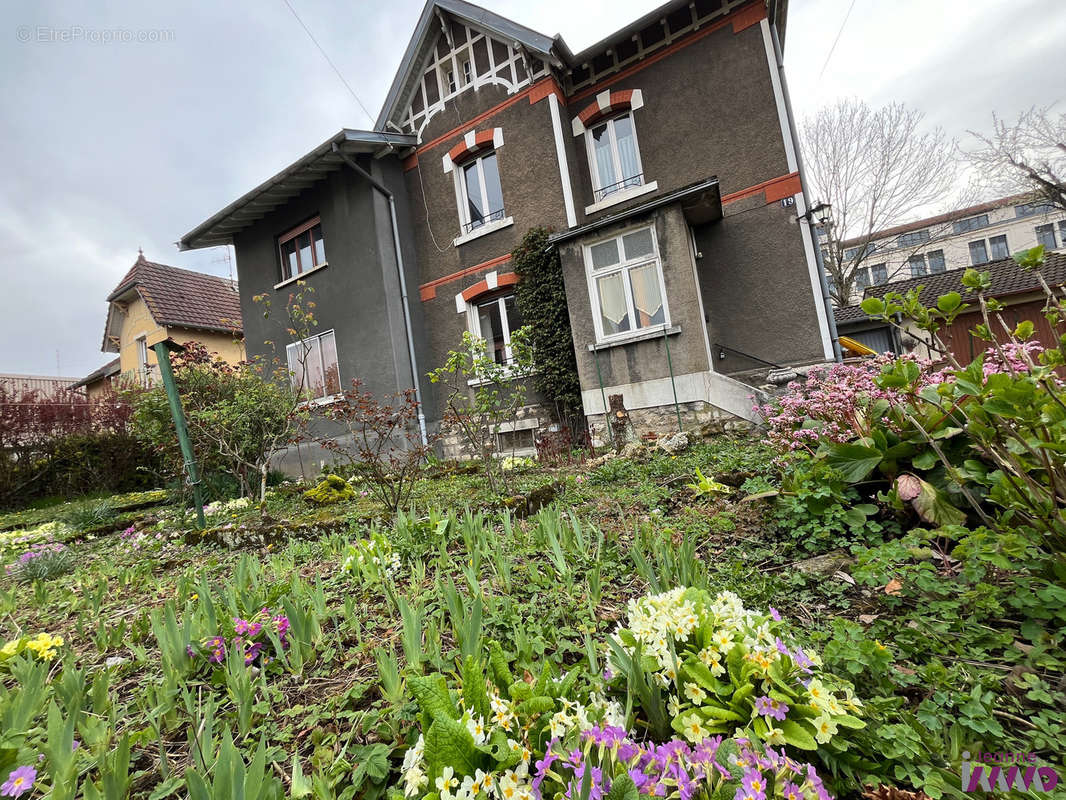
(466, 715, 488, 745)
(436, 766, 459, 800)
(403, 767, 427, 797)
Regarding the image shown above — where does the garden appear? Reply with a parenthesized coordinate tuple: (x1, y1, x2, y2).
(1, 246, 1064, 800)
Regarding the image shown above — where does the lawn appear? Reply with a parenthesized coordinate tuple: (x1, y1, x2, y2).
(1, 435, 1062, 800)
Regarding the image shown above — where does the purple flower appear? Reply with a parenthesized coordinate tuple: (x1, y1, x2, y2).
(781, 782, 802, 800)
(1, 765, 37, 798)
(741, 768, 767, 800)
(754, 695, 788, 721)
(233, 619, 250, 636)
(775, 637, 790, 656)
(769, 608, 782, 622)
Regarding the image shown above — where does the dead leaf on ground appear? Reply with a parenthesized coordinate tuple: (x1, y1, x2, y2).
(858, 614, 879, 624)
(883, 578, 903, 595)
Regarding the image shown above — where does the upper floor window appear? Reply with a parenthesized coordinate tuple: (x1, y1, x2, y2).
(584, 226, 667, 340)
(1016, 201, 1054, 218)
(953, 214, 989, 234)
(1036, 223, 1058, 250)
(855, 267, 870, 291)
(968, 239, 989, 265)
(870, 263, 888, 285)
(460, 152, 505, 233)
(989, 234, 1009, 260)
(908, 254, 927, 277)
(473, 294, 524, 365)
(587, 112, 644, 202)
(844, 243, 875, 261)
(286, 330, 340, 401)
(927, 250, 946, 273)
(279, 217, 326, 281)
(897, 229, 930, 248)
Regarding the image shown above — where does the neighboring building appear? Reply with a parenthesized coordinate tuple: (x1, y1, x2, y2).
(0, 374, 84, 397)
(834, 194, 1066, 306)
(180, 0, 835, 460)
(71, 252, 244, 395)
(835, 251, 1066, 363)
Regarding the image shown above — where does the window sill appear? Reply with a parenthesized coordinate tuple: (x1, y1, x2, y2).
(588, 324, 680, 352)
(453, 217, 514, 247)
(296, 392, 343, 410)
(584, 182, 658, 215)
(274, 262, 328, 290)
(466, 369, 536, 387)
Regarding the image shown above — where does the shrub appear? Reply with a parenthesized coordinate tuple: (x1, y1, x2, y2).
(5, 543, 76, 583)
(303, 474, 353, 505)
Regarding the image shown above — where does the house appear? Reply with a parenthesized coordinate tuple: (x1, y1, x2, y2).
(834, 194, 1066, 307)
(835, 251, 1066, 363)
(179, 0, 836, 461)
(71, 252, 244, 396)
(0, 374, 85, 398)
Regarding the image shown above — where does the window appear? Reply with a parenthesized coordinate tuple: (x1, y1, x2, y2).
(474, 294, 523, 365)
(286, 330, 340, 400)
(136, 336, 148, 369)
(1016, 201, 1054, 218)
(953, 214, 989, 234)
(279, 217, 326, 280)
(908, 254, 927, 277)
(871, 263, 888, 285)
(844, 243, 875, 261)
(927, 250, 946, 273)
(585, 226, 667, 340)
(1036, 223, 1058, 250)
(989, 234, 1009, 260)
(1059, 220, 1066, 245)
(587, 112, 644, 201)
(969, 239, 989, 265)
(459, 152, 505, 233)
(897, 229, 930, 248)
(855, 267, 870, 291)
(461, 58, 472, 86)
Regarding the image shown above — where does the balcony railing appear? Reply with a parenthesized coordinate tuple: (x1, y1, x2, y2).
(116, 366, 157, 389)
(463, 208, 506, 233)
(595, 173, 644, 203)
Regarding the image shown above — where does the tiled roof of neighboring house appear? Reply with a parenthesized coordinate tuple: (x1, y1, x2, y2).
(863, 251, 1066, 307)
(69, 358, 121, 390)
(0, 374, 83, 395)
(107, 253, 243, 335)
(832, 304, 874, 324)
(836, 192, 1034, 249)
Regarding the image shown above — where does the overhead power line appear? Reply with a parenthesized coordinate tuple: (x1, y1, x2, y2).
(818, 0, 858, 82)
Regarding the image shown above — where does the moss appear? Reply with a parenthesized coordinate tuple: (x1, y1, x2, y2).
(303, 474, 355, 505)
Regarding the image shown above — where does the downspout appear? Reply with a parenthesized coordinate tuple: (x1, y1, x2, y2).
(332, 143, 429, 445)
(768, 25, 843, 363)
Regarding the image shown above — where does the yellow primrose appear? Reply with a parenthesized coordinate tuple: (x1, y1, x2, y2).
(813, 713, 838, 744)
(681, 713, 709, 744)
(683, 682, 707, 705)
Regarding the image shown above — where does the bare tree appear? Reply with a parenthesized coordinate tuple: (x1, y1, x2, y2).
(802, 98, 960, 304)
(967, 106, 1066, 212)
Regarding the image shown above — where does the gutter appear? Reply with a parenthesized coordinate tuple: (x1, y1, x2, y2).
(767, 23, 842, 363)
(332, 143, 429, 446)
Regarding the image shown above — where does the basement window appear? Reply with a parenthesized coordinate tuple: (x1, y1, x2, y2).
(278, 216, 326, 281)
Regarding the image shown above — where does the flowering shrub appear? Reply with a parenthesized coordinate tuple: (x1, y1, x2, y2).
(193, 608, 290, 667)
(606, 589, 863, 751)
(342, 531, 400, 585)
(4, 541, 75, 584)
(1, 632, 64, 665)
(203, 496, 253, 517)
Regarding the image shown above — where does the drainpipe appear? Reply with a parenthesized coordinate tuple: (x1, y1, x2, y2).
(768, 25, 843, 363)
(332, 143, 428, 445)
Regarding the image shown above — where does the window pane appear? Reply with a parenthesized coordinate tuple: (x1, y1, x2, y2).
(281, 239, 298, 278)
(969, 240, 988, 265)
(285, 343, 300, 389)
(296, 231, 313, 274)
(927, 250, 946, 273)
(855, 268, 869, 290)
(989, 234, 1008, 260)
(320, 332, 340, 395)
(589, 238, 620, 270)
(504, 295, 523, 334)
(622, 228, 654, 260)
(908, 255, 927, 277)
(312, 225, 326, 266)
(464, 161, 486, 227)
(480, 153, 503, 219)
(596, 272, 630, 335)
(871, 263, 888, 284)
(613, 115, 641, 189)
(477, 299, 506, 364)
(629, 263, 664, 328)
(591, 123, 617, 191)
(1036, 224, 1057, 250)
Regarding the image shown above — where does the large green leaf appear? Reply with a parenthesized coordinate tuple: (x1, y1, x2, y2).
(824, 443, 883, 482)
(425, 715, 480, 780)
(779, 719, 817, 750)
(409, 674, 458, 722)
(910, 476, 967, 527)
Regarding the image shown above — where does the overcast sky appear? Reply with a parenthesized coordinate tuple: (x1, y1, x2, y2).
(2, 0, 1062, 378)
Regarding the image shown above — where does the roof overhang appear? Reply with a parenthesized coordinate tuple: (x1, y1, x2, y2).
(548, 178, 721, 247)
(178, 129, 416, 251)
(375, 0, 559, 131)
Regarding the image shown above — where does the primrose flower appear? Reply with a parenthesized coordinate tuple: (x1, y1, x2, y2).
(436, 766, 459, 800)
(781, 782, 803, 800)
(681, 713, 709, 743)
(753, 696, 788, 721)
(805, 679, 829, 709)
(1, 765, 36, 798)
(683, 682, 707, 705)
(813, 714, 838, 744)
(741, 768, 767, 800)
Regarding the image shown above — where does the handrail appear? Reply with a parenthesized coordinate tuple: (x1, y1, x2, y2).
(713, 343, 782, 370)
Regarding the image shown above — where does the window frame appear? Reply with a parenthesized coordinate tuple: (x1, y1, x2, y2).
(584, 111, 646, 202)
(1035, 223, 1057, 250)
(952, 214, 989, 235)
(870, 263, 888, 285)
(456, 151, 506, 234)
(582, 224, 670, 344)
(988, 234, 1009, 261)
(926, 249, 946, 274)
(470, 292, 522, 366)
(278, 216, 326, 282)
(897, 229, 930, 248)
(907, 254, 928, 278)
(285, 329, 341, 402)
(969, 239, 989, 266)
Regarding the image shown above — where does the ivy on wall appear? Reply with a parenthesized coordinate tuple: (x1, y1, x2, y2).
(511, 227, 582, 420)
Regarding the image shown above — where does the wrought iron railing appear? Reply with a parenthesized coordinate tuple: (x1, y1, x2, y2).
(463, 208, 506, 233)
(595, 173, 644, 202)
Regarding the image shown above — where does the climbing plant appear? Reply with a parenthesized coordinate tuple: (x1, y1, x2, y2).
(511, 227, 582, 420)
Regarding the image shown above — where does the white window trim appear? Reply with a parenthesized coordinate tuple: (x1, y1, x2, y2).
(583, 111, 647, 207)
(584, 181, 658, 215)
(443, 132, 509, 245)
(285, 328, 341, 402)
(453, 216, 514, 247)
(582, 224, 671, 345)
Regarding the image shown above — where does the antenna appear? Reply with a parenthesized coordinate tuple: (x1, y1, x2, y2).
(210, 245, 234, 284)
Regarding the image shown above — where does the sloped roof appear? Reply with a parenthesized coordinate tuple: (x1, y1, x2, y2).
(69, 358, 121, 390)
(863, 251, 1066, 307)
(832, 304, 874, 324)
(105, 254, 243, 344)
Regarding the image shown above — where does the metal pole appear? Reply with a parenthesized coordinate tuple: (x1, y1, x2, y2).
(662, 325, 683, 432)
(151, 342, 205, 529)
(590, 345, 613, 448)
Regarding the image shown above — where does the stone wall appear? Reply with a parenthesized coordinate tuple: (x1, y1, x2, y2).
(585, 399, 753, 448)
